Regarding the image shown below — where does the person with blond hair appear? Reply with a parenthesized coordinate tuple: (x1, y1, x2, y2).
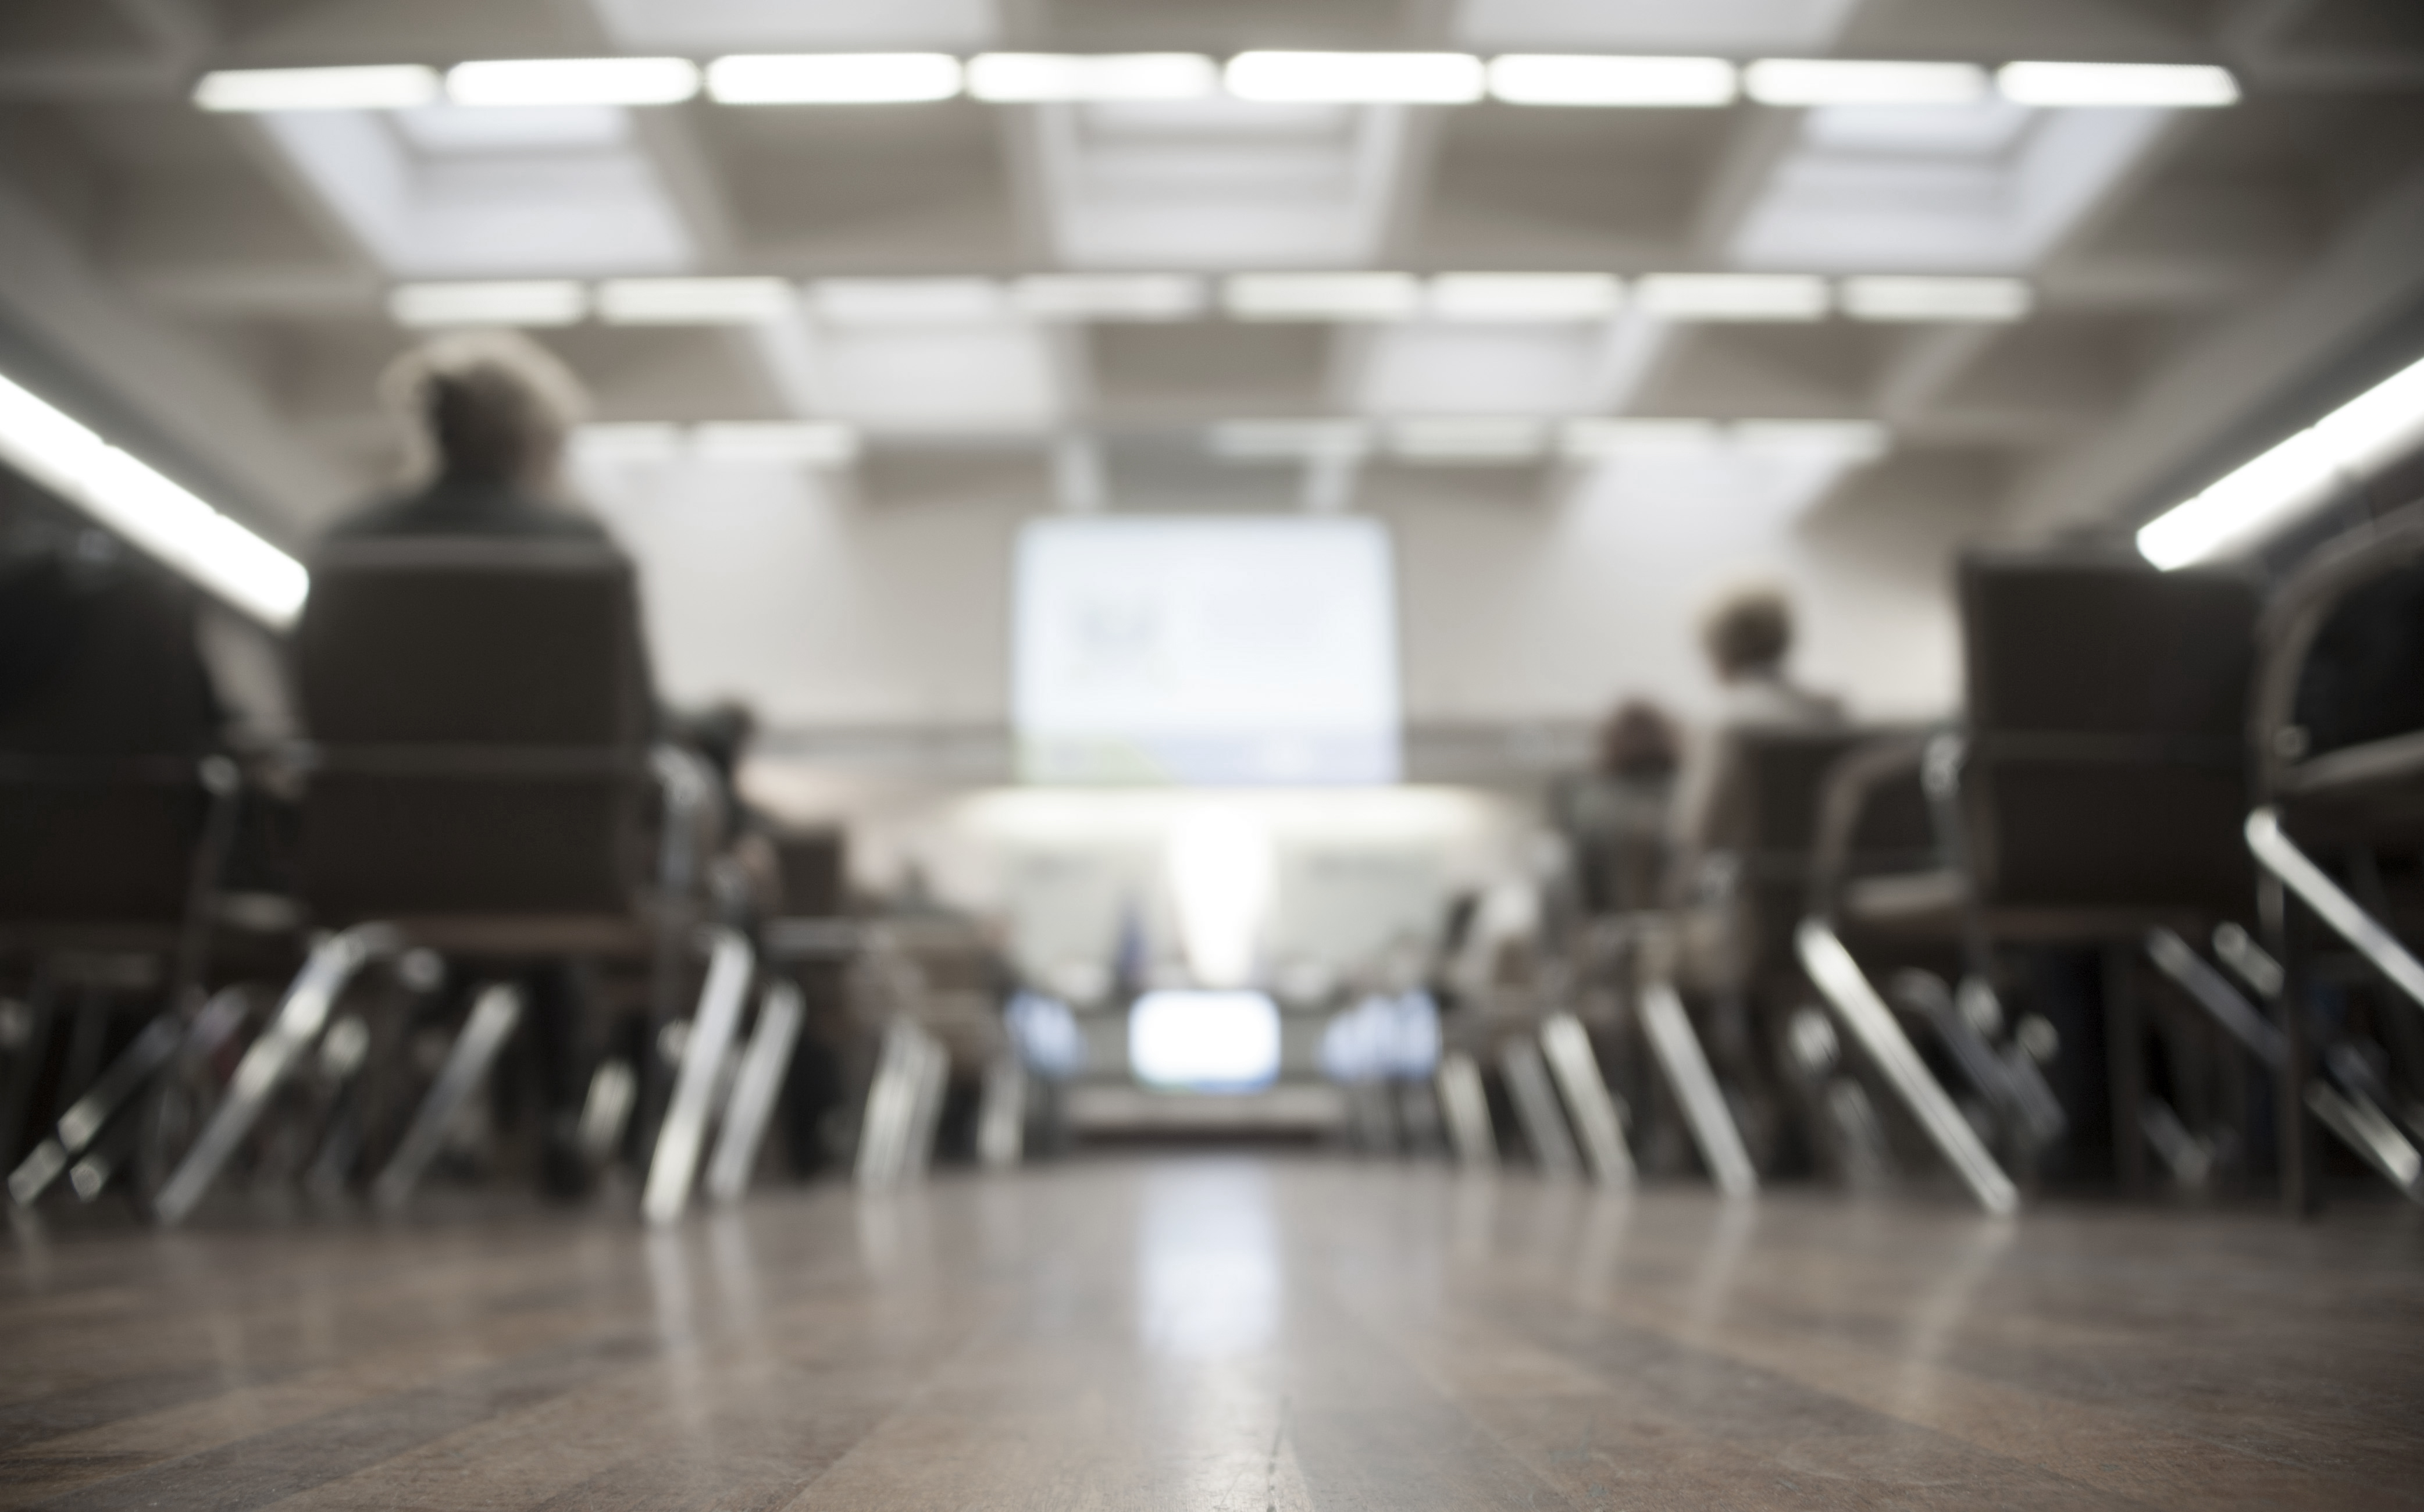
(329, 331, 611, 544)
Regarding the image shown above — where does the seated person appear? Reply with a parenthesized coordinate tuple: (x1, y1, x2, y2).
(322, 333, 626, 1197)
(332, 331, 610, 544)
(1672, 582, 1845, 876)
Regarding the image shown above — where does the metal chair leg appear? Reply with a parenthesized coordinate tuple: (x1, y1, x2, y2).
(855, 1018, 925, 1190)
(1638, 983, 1758, 1198)
(1540, 1012, 1634, 1190)
(706, 980, 804, 1202)
(2248, 808, 2424, 1010)
(1499, 1037, 1581, 1179)
(1797, 918, 2018, 1216)
(1435, 1051, 1497, 1169)
(641, 928, 754, 1226)
(973, 1053, 1025, 1172)
(152, 923, 398, 1226)
(370, 983, 524, 1213)
(9, 1012, 182, 1207)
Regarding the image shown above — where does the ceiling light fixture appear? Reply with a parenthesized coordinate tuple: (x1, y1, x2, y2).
(1839, 276, 2032, 322)
(0, 370, 307, 626)
(596, 277, 796, 324)
(1560, 418, 1724, 457)
(2138, 354, 2424, 569)
(1637, 273, 1830, 321)
(1743, 59, 1988, 106)
(193, 65, 440, 112)
(1224, 273, 1423, 321)
(1733, 420, 1891, 460)
(1225, 51, 1485, 104)
(968, 53, 1218, 102)
(1388, 418, 1550, 462)
(1206, 420, 1372, 460)
(707, 53, 962, 104)
(1997, 61, 2239, 108)
(693, 422, 861, 466)
(1487, 55, 1737, 107)
(388, 281, 589, 327)
(1014, 274, 1209, 320)
(1428, 273, 1624, 321)
(446, 57, 699, 108)
(810, 278, 1005, 323)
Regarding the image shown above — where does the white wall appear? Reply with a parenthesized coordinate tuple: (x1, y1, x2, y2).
(579, 448, 1988, 732)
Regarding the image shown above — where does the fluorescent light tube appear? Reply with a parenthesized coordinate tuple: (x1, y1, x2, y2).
(388, 281, 589, 328)
(707, 53, 962, 104)
(1206, 420, 1371, 459)
(0, 370, 307, 626)
(1560, 418, 1723, 457)
(1744, 59, 1988, 106)
(1225, 52, 1485, 104)
(1013, 274, 1208, 320)
(1388, 418, 1549, 462)
(968, 53, 1218, 102)
(1840, 276, 2032, 322)
(596, 277, 795, 324)
(447, 57, 699, 108)
(2138, 354, 2424, 569)
(1733, 420, 1890, 460)
(193, 65, 439, 112)
(1998, 62, 2238, 108)
(810, 278, 1005, 323)
(1428, 273, 1623, 321)
(1637, 273, 1830, 321)
(1224, 273, 1421, 321)
(1488, 55, 1737, 107)
(693, 422, 860, 466)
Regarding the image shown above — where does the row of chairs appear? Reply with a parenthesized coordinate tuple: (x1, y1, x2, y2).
(1, 537, 865, 1224)
(1462, 511, 2423, 1215)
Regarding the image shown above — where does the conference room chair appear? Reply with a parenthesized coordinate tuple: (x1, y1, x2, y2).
(1800, 551, 2261, 1214)
(2239, 502, 2424, 1212)
(148, 537, 775, 1226)
(0, 543, 265, 1210)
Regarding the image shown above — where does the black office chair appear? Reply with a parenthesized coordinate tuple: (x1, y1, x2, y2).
(1, 538, 249, 1208)
(1800, 552, 2261, 1212)
(2241, 502, 2424, 1212)
(151, 538, 765, 1225)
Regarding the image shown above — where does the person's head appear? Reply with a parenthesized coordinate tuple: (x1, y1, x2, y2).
(1700, 583, 1795, 683)
(1596, 698, 1680, 778)
(381, 331, 587, 490)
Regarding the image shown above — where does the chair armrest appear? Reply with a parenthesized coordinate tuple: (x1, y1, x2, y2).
(1807, 732, 1937, 921)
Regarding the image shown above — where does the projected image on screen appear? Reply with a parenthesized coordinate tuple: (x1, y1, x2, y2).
(1014, 516, 1400, 784)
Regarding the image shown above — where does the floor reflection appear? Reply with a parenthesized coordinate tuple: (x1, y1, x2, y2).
(1136, 1158, 1283, 1359)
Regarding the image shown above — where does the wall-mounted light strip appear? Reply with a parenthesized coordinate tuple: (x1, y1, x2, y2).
(0, 370, 307, 626)
(194, 64, 439, 112)
(2137, 354, 2424, 569)
(1488, 54, 1736, 107)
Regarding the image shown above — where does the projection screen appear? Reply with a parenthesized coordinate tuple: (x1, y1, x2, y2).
(1013, 516, 1401, 785)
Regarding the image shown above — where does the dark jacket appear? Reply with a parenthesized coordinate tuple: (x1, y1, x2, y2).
(326, 476, 614, 544)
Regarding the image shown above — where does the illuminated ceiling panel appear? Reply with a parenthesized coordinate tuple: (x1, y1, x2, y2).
(253, 106, 693, 277)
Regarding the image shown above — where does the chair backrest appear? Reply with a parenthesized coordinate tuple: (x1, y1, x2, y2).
(296, 537, 655, 921)
(1958, 552, 2257, 912)
(2255, 501, 2424, 783)
(0, 547, 214, 925)
(771, 826, 847, 918)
